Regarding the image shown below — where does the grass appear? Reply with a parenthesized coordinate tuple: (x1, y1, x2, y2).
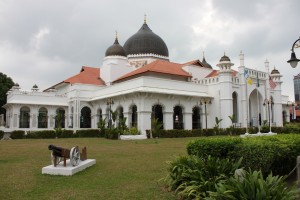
(0, 137, 196, 200)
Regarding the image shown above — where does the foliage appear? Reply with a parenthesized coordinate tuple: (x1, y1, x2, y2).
(207, 170, 298, 200)
(187, 134, 300, 176)
(98, 117, 107, 135)
(58, 129, 75, 138)
(0, 73, 14, 118)
(110, 109, 118, 128)
(151, 118, 162, 138)
(104, 128, 119, 139)
(76, 129, 102, 137)
(123, 127, 140, 135)
(0, 130, 4, 139)
(118, 117, 128, 134)
(10, 130, 25, 139)
(55, 112, 63, 129)
(214, 117, 223, 128)
(187, 136, 242, 159)
(164, 155, 241, 199)
(26, 130, 56, 139)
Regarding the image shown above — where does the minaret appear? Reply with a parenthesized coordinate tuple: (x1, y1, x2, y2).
(217, 53, 234, 128)
(270, 66, 283, 126)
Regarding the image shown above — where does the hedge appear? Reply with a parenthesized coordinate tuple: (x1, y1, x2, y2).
(104, 128, 119, 139)
(187, 134, 300, 176)
(0, 130, 4, 139)
(10, 130, 25, 139)
(75, 129, 103, 137)
(58, 129, 76, 138)
(26, 130, 56, 139)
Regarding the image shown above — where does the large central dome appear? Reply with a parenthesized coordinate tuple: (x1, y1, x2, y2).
(123, 21, 169, 58)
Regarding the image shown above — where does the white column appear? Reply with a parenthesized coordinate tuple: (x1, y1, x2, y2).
(139, 111, 151, 135)
(164, 112, 173, 129)
(184, 112, 192, 130)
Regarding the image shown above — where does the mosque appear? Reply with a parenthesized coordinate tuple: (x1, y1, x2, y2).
(3, 17, 292, 135)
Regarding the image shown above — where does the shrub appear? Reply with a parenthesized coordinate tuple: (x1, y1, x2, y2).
(207, 170, 298, 200)
(76, 129, 101, 137)
(187, 134, 300, 176)
(26, 130, 56, 139)
(10, 130, 25, 139)
(104, 128, 119, 139)
(163, 155, 241, 199)
(0, 130, 4, 139)
(187, 136, 242, 159)
(58, 129, 76, 138)
(123, 127, 140, 135)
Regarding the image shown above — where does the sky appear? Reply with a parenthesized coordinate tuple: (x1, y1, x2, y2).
(0, 0, 299, 101)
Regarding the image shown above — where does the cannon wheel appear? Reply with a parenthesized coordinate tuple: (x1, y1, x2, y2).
(51, 152, 61, 166)
(70, 146, 80, 166)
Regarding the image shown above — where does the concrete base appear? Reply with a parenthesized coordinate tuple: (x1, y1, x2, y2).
(120, 135, 147, 140)
(42, 159, 96, 176)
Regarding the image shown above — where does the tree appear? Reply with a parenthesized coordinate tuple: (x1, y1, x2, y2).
(0, 73, 15, 120)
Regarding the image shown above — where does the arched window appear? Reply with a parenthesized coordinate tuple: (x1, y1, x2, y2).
(55, 108, 65, 128)
(80, 106, 91, 128)
(38, 107, 48, 128)
(20, 106, 30, 128)
(152, 104, 164, 129)
(131, 105, 137, 128)
(173, 105, 183, 129)
(192, 106, 201, 129)
(232, 92, 238, 123)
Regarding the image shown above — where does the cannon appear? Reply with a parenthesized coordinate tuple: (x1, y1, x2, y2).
(48, 144, 87, 167)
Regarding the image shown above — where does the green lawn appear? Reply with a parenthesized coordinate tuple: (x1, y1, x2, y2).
(0, 137, 196, 200)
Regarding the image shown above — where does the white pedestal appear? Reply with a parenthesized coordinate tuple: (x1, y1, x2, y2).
(42, 159, 96, 176)
(120, 135, 147, 140)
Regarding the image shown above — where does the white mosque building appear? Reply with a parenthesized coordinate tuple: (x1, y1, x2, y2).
(3, 18, 292, 135)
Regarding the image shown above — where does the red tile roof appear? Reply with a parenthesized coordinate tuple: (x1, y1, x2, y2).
(205, 70, 238, 78)
(114, 60, 192, 82)
(64, 66, 105, 85)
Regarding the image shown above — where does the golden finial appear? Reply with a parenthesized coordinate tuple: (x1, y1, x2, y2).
(144, 14, 147, 24)
(115, 31, 118, 40)
(203, 51, 205, 59)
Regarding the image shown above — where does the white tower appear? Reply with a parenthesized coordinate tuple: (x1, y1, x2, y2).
(217, 53, 234, 128)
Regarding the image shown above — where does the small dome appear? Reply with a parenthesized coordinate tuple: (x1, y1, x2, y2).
(14, 83, 19, 87)
(105, 35, 127, 57)
(219, 54, 231, 62)
(33, 84, 38, 89)
(271, 67, 280, 75)
(124, 20, 169, 57)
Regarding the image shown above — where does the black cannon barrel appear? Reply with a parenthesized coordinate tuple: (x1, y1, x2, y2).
(48, 144, 64, 157)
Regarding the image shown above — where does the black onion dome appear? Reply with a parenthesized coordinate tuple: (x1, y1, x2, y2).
(202, 57, 213, 69)
(271, 68, 280, 74)
(220, 54, 231, 62)
(123, 22, 169, 57)
(105, 37, 127, 57)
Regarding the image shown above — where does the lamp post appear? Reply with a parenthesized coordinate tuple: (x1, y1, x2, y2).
(200, 98, 212, 130)
(263, 98, 274, 133)
(106, 98, 114, 129)
(287, 37, 300, 68)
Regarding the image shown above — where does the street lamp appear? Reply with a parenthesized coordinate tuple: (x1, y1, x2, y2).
(287, 37, 300, 68)
(200, 98, 212, 130)
(106, 98, 114, 129)
(263, 98, 274, 133)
